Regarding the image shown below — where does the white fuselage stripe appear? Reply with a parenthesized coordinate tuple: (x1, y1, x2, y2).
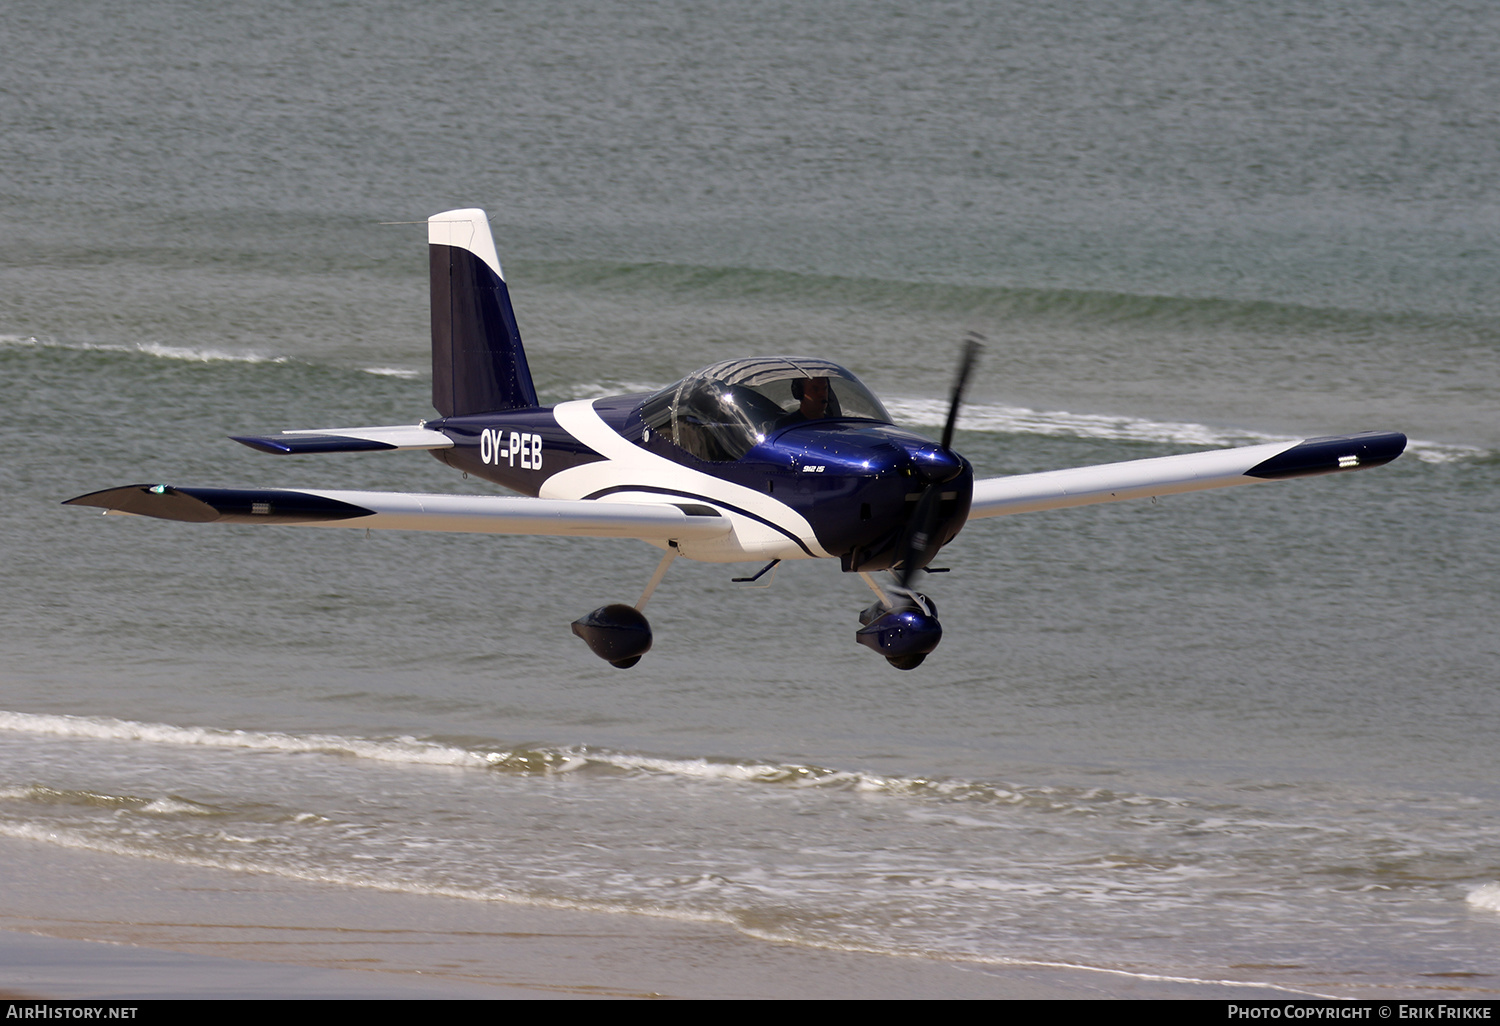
(545, 399, 831, 559)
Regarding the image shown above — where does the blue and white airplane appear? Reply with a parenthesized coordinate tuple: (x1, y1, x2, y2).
(67, 208, 1407, 669)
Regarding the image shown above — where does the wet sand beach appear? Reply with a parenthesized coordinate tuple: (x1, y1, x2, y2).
(2, 837, 1301, 1000)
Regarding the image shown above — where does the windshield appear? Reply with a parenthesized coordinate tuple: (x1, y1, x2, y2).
(640, 357, 893, 462)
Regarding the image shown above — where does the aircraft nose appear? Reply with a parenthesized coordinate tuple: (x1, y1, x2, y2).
(908, 446, 965, 486)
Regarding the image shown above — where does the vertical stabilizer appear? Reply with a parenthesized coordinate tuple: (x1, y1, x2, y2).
(429, 208, 539, 416)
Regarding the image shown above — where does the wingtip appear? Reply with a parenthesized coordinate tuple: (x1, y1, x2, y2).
(63, 484, 223, 522)
(231, 434, 395, 454)
(1245, 430, 1408, 480)
(231, 435, 297, 454)
(65, 484, 160, 507)
(63, 485, 376, 524)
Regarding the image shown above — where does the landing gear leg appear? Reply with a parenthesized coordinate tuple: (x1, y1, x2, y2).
(571, 549, 678, 669)
(635, 548, 677, 610)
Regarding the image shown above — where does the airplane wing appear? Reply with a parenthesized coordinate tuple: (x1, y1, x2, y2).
(969, 431, 1406, 519)
(63, 485, 731, 542)
(230, 424, 453, 455)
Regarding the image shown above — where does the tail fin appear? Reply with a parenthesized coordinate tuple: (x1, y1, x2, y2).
(428, 208, 539, 417)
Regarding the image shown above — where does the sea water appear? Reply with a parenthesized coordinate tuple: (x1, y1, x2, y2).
(1, 0, 1497, 996)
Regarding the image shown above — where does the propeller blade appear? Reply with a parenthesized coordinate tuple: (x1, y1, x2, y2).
(940, 333, 983, 451)
(894, 485, 946, 590)
(893, 337, 983, 591)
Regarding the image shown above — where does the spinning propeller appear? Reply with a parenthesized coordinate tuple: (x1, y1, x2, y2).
(894, 333, 982, 590)
(857, 335, 982, 669)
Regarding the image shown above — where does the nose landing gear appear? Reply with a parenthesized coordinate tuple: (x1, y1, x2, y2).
(855, 572, 943, 670)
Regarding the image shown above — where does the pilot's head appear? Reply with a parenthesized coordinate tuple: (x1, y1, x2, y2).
(791, 376, 830, 409)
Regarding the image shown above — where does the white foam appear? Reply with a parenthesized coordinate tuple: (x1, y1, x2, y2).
(0, 820, 732, 928)
(887, 397, 1264, 448)
(0, 816, 1350, 997)
(0, 710, 499, 770)
(0, 710, 1043, 810)
(132, 342, 289, 364)
(362, 366, 423, 378)
(139, 796, 216, 816)
(1465, 882, 1500, 912)
(1404, 439, 1491, 464)
(0, 335, 287, 364)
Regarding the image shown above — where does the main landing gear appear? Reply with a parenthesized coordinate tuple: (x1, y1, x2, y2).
(571, 549, 677, 669)
(572, 556, 943, 671)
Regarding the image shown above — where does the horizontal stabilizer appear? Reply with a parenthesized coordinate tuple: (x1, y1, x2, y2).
(65, 485, 732, 542)
(232, 424, 454, 455)
(969, 431, 1406, 519)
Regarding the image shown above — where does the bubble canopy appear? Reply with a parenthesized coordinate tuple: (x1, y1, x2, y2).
(639, 357, 894, 462)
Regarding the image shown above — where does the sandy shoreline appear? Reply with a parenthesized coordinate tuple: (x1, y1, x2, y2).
(0, 836, 1301, 999)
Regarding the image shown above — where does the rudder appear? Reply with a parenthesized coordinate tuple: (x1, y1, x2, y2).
(429, 208, 539, 417)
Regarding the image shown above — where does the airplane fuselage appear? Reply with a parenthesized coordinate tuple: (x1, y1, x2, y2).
(431, 395, 974, 569)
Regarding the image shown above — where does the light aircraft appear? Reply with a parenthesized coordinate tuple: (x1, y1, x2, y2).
(67, 208, 1407, 669)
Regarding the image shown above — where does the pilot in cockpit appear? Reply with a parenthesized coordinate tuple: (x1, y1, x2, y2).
(776, 376, 832, 427)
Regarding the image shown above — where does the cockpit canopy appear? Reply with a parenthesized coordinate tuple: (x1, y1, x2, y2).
(639, 357, 893, 462)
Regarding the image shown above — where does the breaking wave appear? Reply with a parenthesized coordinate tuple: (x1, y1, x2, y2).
(884, 396, 1485, 465)
(557, 382, 1485, 464)
(1466, 883, 1500, 913)
(6, 336, 1485, 463)
(0, 710, 1169, 815)
(0, 334, 289, 364)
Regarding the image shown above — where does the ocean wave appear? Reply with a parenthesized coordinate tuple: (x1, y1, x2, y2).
(132, 342, 290, 364)
(887, 396, 1278, 447)
(0, 783, 217, 816)
(0, 708, 1448, 993)
(885, 397, 1486, 465)
(7, 336, 1485, 462)
(551, 381, 1485, 463)
(0, 710, 1180, 817)
(0, 817, 1335, 996)
(0, 818, 735, 927)
(0, 710, 501, 770)
(0, 334, 289, 364)
(1466, 883, 1500, 913)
